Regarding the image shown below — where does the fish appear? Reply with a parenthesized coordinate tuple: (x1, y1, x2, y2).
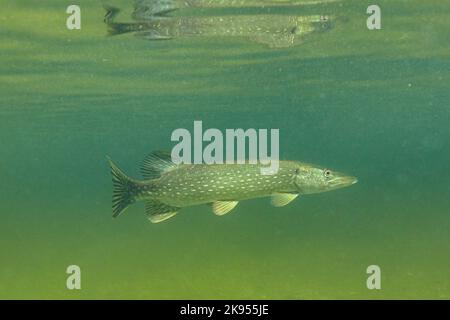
(105, 8, 334, 48)
(107, 151, 357, 223)
(132, 0, 342, 17)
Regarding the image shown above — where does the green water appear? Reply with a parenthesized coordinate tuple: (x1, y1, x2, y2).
(1, 0, 449, 299)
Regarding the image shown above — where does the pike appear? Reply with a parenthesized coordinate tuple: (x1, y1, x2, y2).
(132, 0, 342, 17)
(105, 8, 334, 48)
(107, 151, 357, 223)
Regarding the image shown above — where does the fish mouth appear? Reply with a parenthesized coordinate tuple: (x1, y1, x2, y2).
(329, 176, 358, 188)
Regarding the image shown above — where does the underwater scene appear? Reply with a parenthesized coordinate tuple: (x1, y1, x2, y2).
(0, 0, 449, 299)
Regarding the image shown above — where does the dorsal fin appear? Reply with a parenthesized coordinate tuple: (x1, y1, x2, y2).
(140, 151, 178, 179)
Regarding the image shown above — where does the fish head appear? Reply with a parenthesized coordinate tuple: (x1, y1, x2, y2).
(311, 15, 335, 33)
(291, 15, 334, 35)
(293, 164, 357, 194)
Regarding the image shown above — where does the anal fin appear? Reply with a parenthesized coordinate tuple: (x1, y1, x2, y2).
(145, 200, 179, 223)
(133, 0, 179, 18)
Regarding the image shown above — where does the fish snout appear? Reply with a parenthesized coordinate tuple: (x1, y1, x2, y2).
(329, 175, 358, 189)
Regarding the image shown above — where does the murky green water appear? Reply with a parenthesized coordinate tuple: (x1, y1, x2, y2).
(1, 0, 449, 299)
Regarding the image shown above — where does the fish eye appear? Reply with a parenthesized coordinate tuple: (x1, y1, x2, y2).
(323, 169, 332, 178)
(290, 26, 300, 34)
(295, 168, 300, 175)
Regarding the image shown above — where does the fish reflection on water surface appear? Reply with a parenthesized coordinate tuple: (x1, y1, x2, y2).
(132, 0, 342, 17)
(105, 7, 334, 48)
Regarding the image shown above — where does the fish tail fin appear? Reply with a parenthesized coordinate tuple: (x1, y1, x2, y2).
(107, 157, 137, 218)
(103, 5, 132, 36)
(103, 5, 120, 23)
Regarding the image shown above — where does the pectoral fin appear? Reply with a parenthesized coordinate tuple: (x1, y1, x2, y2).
(270, 193, 299, 207)
(212, 201, 239, 216)
(145, 200, 179, 223)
